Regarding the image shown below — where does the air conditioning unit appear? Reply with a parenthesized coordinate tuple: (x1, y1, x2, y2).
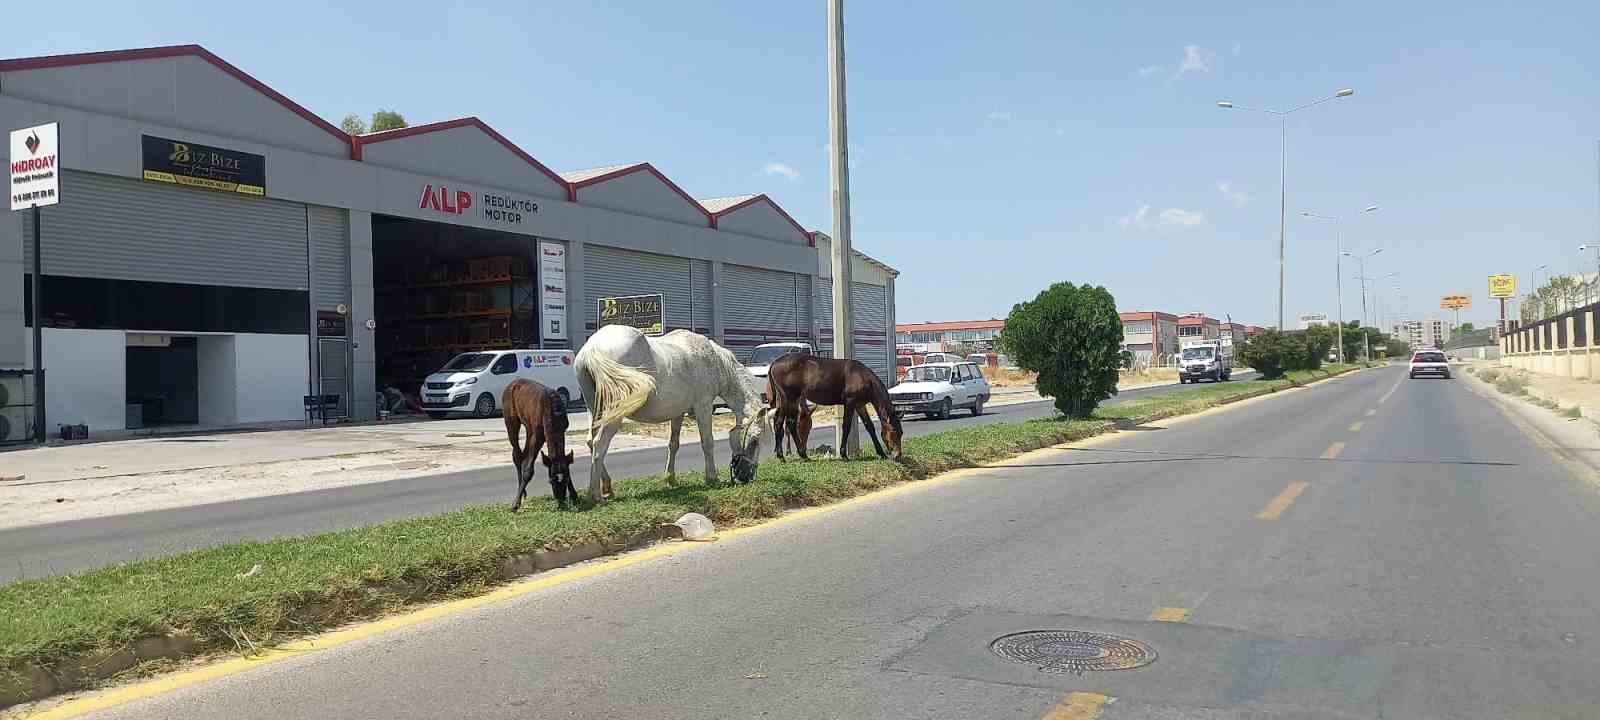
(0, 373, 30, 442)
(0, 407, 27, 443)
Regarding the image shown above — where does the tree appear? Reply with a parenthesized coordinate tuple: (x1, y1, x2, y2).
(339, 109, 409, 136)
(1240, 329, 1294, 379)
(340, 114, 367, 135)
(370, 109, 408, 132)
(1458, 322, 1475, 333)
(998, 282, 1123, 418)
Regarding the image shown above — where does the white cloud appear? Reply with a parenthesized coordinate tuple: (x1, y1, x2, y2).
(1232, 43, 1242, 56)
(1054, 127, 1065, 137)
(1119, 205, 1206, 231)
(1216, 180, 1248, 207)
(986, 110, 1012, 121)
(1137, 65, 1163, 78)
(762, 162, 799, 181)
(1118, 205, 1151, 230)
(1159, 208, 1206, 227)
(1172, 45, 1212, 80)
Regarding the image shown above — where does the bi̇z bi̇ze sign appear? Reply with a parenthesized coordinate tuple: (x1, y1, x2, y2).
(598, 294, 665, 336)
(142, 135, 266, 196)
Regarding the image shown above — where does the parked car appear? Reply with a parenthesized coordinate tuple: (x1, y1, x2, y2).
(421, 349, 579, 419)
(1408, 350, 1451, 379)
(889, 362, 991, 420)
(744, 341, 813, 380)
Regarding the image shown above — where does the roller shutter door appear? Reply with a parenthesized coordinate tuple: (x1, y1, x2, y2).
(690, 259, 713, 334)
(814, 276, 833, 358)
(584, 245, 694, 333)
(310, 206, 349, 309)
(722, 263, 803, 361)
(23, 170, 309, 290)
(813, 278, 891, 382)
(852, 283, 890, 382)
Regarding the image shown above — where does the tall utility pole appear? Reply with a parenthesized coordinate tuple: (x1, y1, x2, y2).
(1216, 88, 1353, 330)
(827, 0, 858, 454)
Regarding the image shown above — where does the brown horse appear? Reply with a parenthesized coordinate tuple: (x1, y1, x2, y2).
(768, 393, 814, 460)
(766, 354, 902, 460)
(503, 379, 576, 511)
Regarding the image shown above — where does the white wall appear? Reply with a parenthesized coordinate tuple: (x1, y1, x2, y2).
(23, 328, 127, 431)
(234, 334, 309, 423)
(197, 335, 237, 424)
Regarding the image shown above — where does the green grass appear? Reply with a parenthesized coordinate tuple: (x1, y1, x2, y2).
(0, 363, 1360, 701)
(1496, 375, 1529, 396)
(1562, 406, 1584, 419)
(1477, 368, 1501, 383)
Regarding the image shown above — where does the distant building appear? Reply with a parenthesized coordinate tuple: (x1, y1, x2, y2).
(894, 319, 1005, 351)
(1298, 313, 1330, 329)
(1120, 311, 1181, 364)
(1394, 318, 1450, 349)
(1177, 314, 1222, 341)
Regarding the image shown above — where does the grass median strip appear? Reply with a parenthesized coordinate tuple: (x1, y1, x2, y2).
(0, 364, 1359, 707)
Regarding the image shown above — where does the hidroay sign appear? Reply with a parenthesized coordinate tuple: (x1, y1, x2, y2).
(10, 122, 60, 210)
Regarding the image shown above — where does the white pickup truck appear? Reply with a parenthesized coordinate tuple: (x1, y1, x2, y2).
(1178, 338, 1233, 383)
(744, 341, 813, 380)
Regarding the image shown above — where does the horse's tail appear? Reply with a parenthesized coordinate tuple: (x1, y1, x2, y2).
(580, 351, 656, 428)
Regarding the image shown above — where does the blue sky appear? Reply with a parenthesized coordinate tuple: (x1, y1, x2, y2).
(12, 1, 1599, 328)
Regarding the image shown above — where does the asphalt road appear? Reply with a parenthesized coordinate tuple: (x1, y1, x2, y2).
(66, 365, 1600, 718)
(0, 374, 1252, 582)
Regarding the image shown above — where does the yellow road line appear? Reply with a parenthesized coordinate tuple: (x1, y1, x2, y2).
(1365, 409, 1376, 417)
(1042, 692, 1113, 720)
(1321, 442, 1346, 459)
(26, 372, 1359, 719)
(1348, 421, 1364, 432)
(1149, 606, 1190, 622)
(1255, 481, 1310, 520)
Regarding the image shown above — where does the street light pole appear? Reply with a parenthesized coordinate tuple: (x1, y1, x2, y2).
(827, 0, 858, 455)
(1303, 205, 1378, 365)
(1218, 88, 1354, 331)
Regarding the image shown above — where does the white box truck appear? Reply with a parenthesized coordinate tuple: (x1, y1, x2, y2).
(1178, 337, 1233, 383)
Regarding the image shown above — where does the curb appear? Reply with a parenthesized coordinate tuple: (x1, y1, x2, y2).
(0, 365, 1361, 710)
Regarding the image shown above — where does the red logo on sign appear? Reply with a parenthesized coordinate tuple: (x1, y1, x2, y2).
(419, 185, 473, 216)
(24, 131, 40, 155)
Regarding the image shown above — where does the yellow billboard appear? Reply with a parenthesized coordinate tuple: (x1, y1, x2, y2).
(1488, 274, 1517, 299)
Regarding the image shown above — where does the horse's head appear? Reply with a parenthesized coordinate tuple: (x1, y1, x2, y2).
(731, 407, 772, 484)
(541, 449, 576, 486)
(882, 409, 905, 460)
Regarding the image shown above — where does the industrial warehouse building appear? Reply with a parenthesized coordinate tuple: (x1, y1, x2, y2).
(0, 45, 896, 438)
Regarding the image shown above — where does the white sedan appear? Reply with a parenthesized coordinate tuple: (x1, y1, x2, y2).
(889, 362, 991, 420)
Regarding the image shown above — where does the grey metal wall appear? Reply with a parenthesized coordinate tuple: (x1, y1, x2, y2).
(23, 171, 309, 290)
(813, 277, 891, 382)
(310, 206, 349, 309)
(583, 245, 695, 332)
(690, 258, 713, 334)
(853, 282, 891, 381)
(721, 263, 803, 360)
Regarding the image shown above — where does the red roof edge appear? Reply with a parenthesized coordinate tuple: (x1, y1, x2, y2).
(707, 194, 812, 245)
(570, 163, 713, 225)
(351, 116, 568, 191)
(0, 44, 350, 147)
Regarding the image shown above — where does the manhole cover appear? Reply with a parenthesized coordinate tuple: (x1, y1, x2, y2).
(990, 630, 1157, 674)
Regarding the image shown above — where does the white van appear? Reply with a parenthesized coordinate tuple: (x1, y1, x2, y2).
(421, 349, 580, 419)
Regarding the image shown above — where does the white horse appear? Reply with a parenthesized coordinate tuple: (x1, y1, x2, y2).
(575, 325, 771, 503)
